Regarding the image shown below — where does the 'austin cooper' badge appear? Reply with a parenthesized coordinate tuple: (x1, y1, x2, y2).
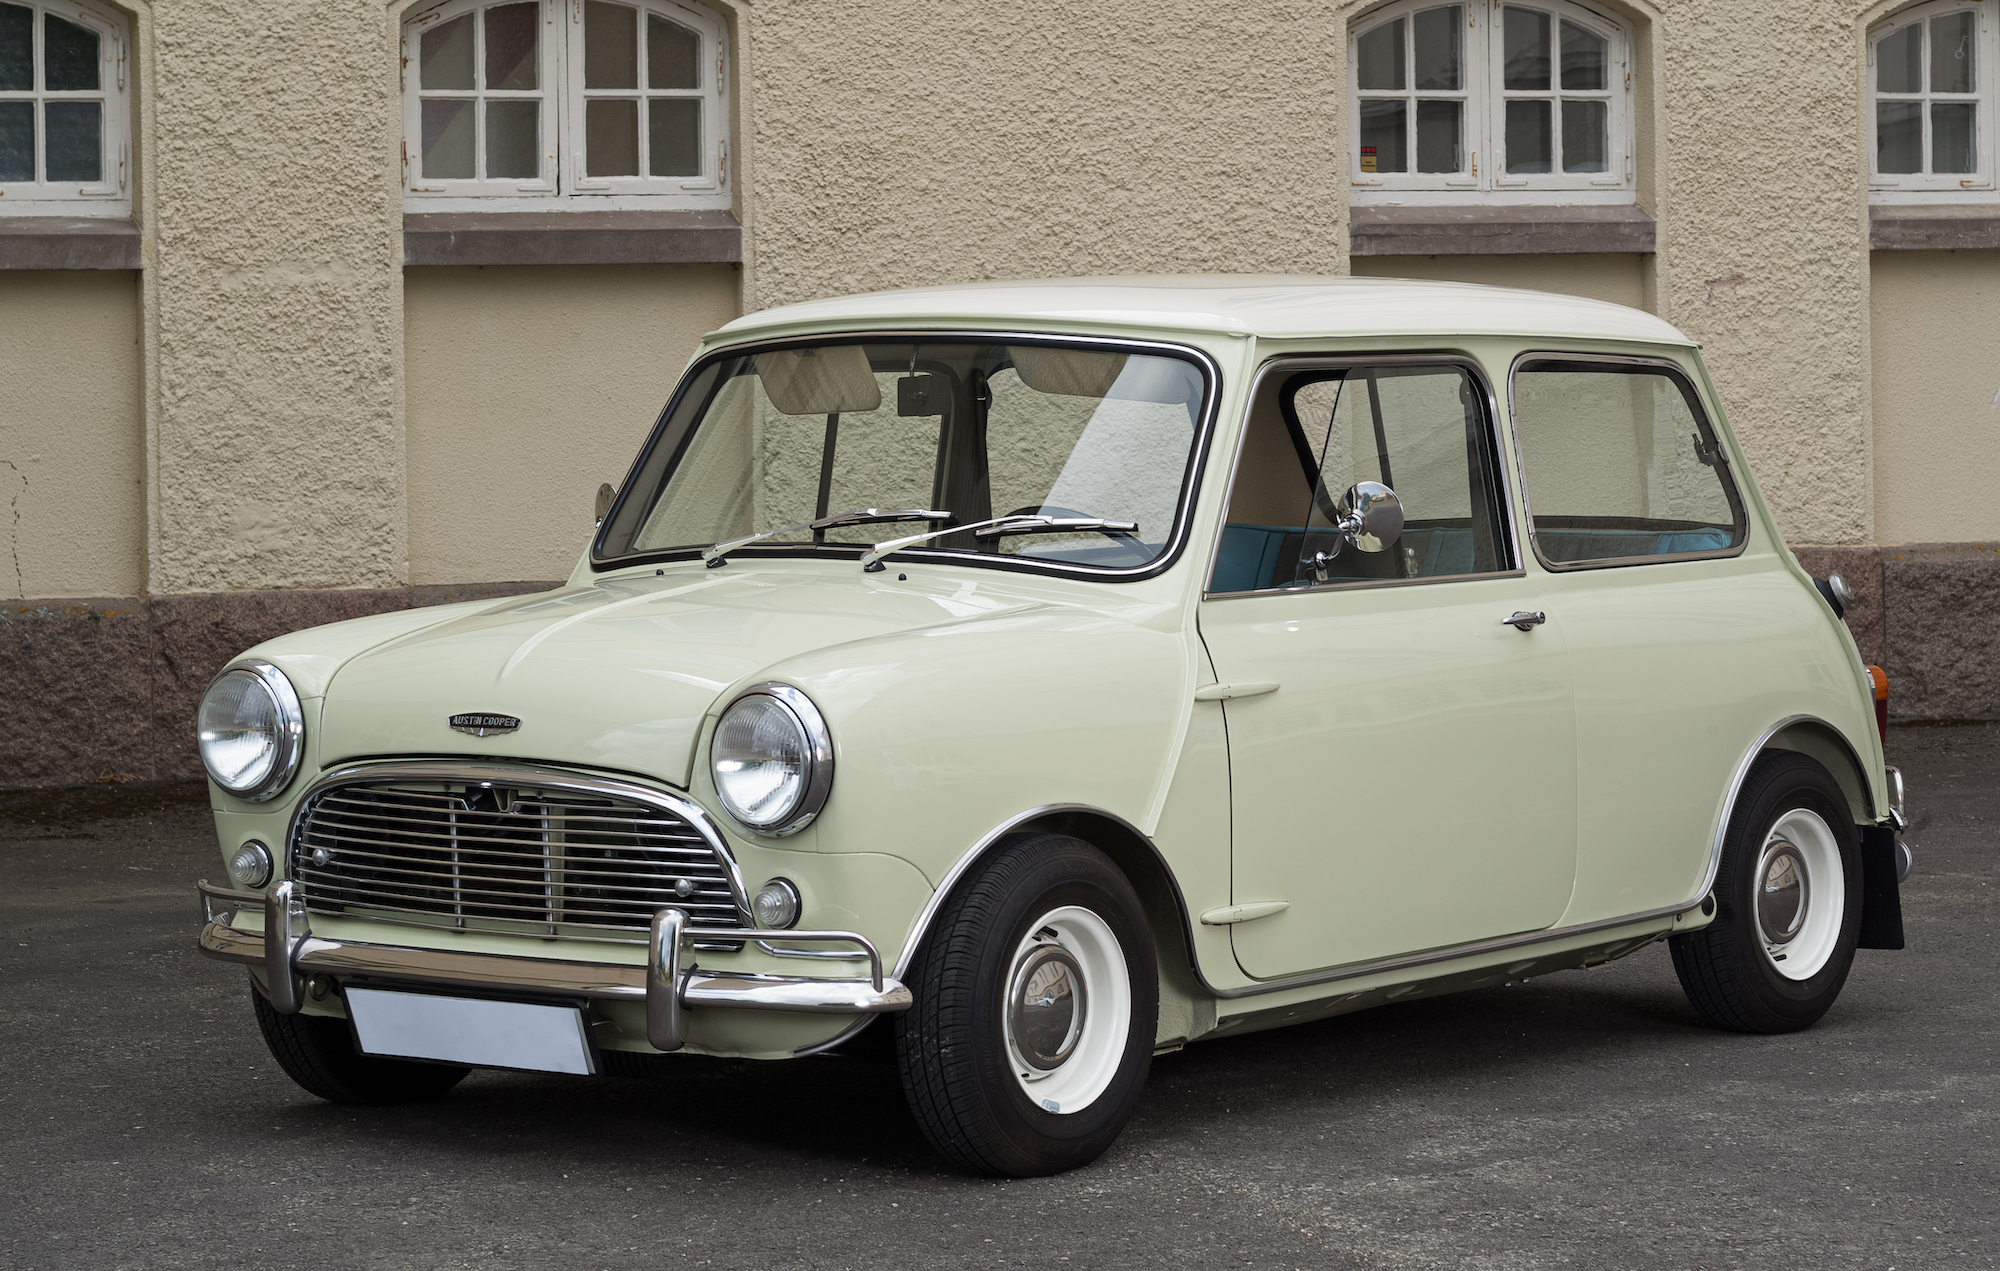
(449, 713, 521, 737)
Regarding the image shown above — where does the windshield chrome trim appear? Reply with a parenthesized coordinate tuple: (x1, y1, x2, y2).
(589, 329, 1224, 585)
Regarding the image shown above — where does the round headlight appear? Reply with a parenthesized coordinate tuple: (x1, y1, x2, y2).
(710, 683, 832, 835)
(197, 660, 304, 801)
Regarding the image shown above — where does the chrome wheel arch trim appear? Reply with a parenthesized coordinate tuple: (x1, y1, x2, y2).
(890, 802, 1202, 987)
(1701, 713, 1877, 909)
(284, 760, 753, 920)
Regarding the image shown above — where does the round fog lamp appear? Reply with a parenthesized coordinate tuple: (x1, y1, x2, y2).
(227, 839, 273, 889)
(752, 878, 801, 929)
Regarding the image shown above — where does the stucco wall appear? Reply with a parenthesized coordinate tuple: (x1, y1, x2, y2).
(1869, 251, 2000, 545)
(736, 0, 1348, 309)
(0, 271, 144, 599)
(402, 264, 741, 585)
(145, 0, 405, 595)
(1351, 255, 1647, 309)
(1645, 2, 1872, 547)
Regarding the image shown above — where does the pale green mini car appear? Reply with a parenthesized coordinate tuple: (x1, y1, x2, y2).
(194, 277, 1912, 1176)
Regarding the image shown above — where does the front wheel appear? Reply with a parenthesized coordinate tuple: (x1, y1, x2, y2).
(895, 833, 1158, 1176)
(252, 990, 470, 1104)
(1671, 752, 1862, 1033)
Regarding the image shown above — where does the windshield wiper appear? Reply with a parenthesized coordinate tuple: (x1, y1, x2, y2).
(859, 515, 1138, 572)
(703, 508, 950, 568)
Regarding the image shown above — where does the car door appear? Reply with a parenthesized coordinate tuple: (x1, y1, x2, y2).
(1505, 353, 1768, 925)
(1198, 357, 1579, 980)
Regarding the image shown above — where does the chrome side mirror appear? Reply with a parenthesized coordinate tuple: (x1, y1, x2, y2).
(1339, 481, 1404, 553)
(595, 482, 616, 527)
(1301, 482, 1405, 583)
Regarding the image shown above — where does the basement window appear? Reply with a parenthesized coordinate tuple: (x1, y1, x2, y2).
(401, 0, 729, 211)
(0, 0, 128, 215)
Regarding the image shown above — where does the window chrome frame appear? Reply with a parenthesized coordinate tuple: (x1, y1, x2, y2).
(1199, 350, 1524, 599)
(589, 328, 1223, 585)
(1505, 348, 1750, 573)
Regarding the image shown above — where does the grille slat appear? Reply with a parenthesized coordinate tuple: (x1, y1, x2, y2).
(293, 778, 741, 943)
(299, 818, 718, 859)
(314, 796, 708, 835)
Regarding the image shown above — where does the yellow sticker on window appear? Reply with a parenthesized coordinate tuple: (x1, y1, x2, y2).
(1360, 146, 1377, 173)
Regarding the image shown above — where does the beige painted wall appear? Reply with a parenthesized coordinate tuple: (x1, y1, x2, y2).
(402, 264, 741, 585)
(1352, 255, 1647, 309)
(0, 272, 144, 599)
(1870, 251, 2000, 545)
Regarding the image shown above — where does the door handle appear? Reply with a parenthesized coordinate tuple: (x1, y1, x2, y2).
(1502, 610, 1547, 631)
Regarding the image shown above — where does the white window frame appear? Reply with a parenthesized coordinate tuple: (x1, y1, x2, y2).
(1349, 0, 1633, 206)
(0, 0, 128, 216)
(401, 0, 730, 212)
(1868, 0, 1997, 201)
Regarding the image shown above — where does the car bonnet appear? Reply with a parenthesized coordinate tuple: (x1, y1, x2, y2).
(312, 567, 1035, 788)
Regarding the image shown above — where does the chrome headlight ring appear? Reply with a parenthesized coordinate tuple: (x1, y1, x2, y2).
(710, 681, 834, 837)
(196, 658, 305, 802)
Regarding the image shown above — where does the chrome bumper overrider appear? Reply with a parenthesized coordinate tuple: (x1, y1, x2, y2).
(196, 880, 911, 1053)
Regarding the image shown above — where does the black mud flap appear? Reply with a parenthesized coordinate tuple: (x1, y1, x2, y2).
(1857, 825, 1906, 950)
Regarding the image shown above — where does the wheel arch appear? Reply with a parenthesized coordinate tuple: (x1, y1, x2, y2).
(1764, 718, 1876, 826)
(893, 804, 1200, 992)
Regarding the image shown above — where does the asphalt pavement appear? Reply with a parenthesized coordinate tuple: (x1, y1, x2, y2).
(3, 725, 1994, 1270)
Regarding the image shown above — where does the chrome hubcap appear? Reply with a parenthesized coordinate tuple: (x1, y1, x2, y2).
(1756, 840, 1809, 946)
(1008, 941, 1086, 1071)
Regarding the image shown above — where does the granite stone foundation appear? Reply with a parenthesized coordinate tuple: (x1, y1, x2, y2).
(1, 582, 559, 789)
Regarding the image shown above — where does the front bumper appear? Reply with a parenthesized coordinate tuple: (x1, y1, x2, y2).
(196, 880, 912, 1053)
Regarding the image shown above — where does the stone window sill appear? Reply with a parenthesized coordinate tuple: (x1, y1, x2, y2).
(0, 217, 142, 269)
(402, 209, 742, 267)
(1869, 204, 2000, 251)
(1349, 205, 1656, 256)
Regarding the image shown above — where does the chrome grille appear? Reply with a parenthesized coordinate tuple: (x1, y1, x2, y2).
(291, 778, 743, 943)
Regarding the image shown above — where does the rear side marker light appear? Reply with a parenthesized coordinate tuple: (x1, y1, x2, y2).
(1865, 664, 1889, 743)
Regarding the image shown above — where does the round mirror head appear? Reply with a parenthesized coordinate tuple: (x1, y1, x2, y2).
(1341, 481, 1404, 553)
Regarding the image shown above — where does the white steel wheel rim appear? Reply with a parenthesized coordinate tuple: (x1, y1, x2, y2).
(1001, 905, 1130, 1116)
(1754, 808, 1844, 981)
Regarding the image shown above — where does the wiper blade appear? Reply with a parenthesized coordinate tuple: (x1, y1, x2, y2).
(702, 508, 951, 568)
(972, 516, 1138, 539)
(858, 515, 1137, 572)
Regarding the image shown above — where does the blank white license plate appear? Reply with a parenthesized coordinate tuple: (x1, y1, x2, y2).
(346, 987, 596, 1076)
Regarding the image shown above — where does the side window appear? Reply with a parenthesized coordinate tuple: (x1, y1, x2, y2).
(1510, 358, 1746, 567)
(1210, 362, 1510, 593)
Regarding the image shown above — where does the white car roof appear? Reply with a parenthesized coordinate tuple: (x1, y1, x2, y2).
(715, 275, 1694, 346)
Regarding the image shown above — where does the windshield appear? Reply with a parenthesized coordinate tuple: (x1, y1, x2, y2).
(595, 337, 1211, 575)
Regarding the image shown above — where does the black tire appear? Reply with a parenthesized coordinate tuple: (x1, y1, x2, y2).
(1670, 752, 1862, 1033)
(895, 833, 1158, 1177)
(252, 990, 470, 1104)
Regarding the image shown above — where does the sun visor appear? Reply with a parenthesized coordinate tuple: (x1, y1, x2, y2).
(1008, 346, 1201, 406)
(1008, 346, 1129, 398)
(754, 346, 883, 415)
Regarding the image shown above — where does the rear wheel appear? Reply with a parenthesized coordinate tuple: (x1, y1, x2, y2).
(1671, 753, 1862, 1033)
(252, 989, 470, 1104)
(895, 834, 1158, 1176)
